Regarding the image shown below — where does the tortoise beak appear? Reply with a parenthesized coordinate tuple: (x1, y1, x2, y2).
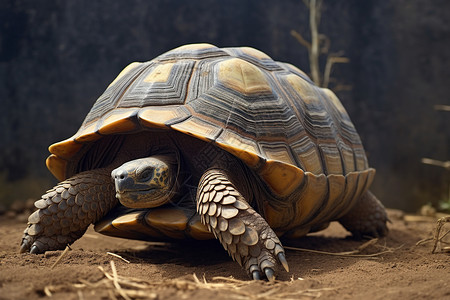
(112, 169, 136, 194)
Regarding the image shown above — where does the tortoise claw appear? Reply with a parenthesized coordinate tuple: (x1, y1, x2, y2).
(277, 252, 289, 272)
(30, 245, 39, 254)
(264, 268, 275, 281)
(252, 270, 261, 280)
(19, 239, 29, 253)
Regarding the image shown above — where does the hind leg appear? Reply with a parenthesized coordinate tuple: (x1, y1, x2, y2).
(338, 191, 389, 239)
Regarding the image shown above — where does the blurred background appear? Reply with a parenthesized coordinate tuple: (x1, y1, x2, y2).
(0, 0, 449, 213)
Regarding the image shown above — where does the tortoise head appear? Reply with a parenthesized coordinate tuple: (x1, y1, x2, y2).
(111, 156, 177, 208)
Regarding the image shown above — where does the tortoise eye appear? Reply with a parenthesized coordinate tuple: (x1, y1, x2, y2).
(139, 169, 153, 181)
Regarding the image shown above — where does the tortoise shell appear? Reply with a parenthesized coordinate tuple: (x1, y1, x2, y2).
(46, 44, 375, 237)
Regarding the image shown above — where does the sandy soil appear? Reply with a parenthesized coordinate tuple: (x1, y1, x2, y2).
(0, 209, 448, 300)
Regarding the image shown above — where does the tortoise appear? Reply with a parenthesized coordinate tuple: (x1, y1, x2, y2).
(20, 43, 388, 280)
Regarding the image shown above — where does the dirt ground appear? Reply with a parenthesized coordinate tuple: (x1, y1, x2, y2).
(0, 209, 449, 300)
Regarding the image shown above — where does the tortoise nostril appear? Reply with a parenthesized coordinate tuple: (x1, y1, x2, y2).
(114, 170, 128, 181)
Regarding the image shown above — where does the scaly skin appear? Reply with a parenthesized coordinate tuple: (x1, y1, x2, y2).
(196, 169, 289, 281)
(20, 168, 116, 254)
(339, 191, 389, 239)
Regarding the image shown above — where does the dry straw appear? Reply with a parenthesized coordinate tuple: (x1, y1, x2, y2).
(43, 260, 334, 299)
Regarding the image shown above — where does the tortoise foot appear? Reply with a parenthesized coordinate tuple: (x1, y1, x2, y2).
(19, 169, 116, 254)
(339, 191, 389, 239)
(197, 169, 289, 280)
(243, 224, 289, 281)
(20, 228, 83, 254)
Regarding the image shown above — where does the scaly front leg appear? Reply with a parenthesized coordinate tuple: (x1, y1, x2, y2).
(197, 169, 289, 281)
(20, 168, 116, 254)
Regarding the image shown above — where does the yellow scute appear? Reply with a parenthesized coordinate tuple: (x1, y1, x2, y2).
(171, 117, 221, 141)
(143, 63, 174, 83)
(46, 155, 67, 181)
(145, 208, 188, 231)
(215, 130, 261, 168)
(260, 160, 305, 197)
(322, 88, 347, 113)
(48, 138, 82, 159)
(217, 58, 272, 95)
(292, 172, 328, 225)
(263, 146, 297, 166)
(139, 107, 180, 128)
(98, 110, 137, 134)
(73, 123, 101, 142)
(285, 74, 319, 105)
(188, 216, 214, 240)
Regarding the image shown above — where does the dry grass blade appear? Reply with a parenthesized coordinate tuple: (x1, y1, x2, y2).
(99, 265, 155, 289)
(357, 238, 378, 251)
(44, 286, 53, 297)
(192, 272, 201, 284)
(110, 261, 132, 300)
(83, 233, 99, 239)
(42, 260, 336, 299)
(285, 238, 396, 258)
(211, 276, 252, 285)
(77, 278, 106, 288)
(67, 268, 330, 300)
(107, 252, 131, 263)
(77, 290, 84, 300)
(50, 245, 71, 269)
(99, 266, 114, 281)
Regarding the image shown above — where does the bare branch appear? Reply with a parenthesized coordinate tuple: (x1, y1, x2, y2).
(293, 0, 348, 89)
(323, 55, 350, 88)
(421, 158, 450, 170)
(316, 0, 323, 26)
(434, 105, 450, 112)
(309, 0, 321, 86)
(290, 30, 311, 50)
